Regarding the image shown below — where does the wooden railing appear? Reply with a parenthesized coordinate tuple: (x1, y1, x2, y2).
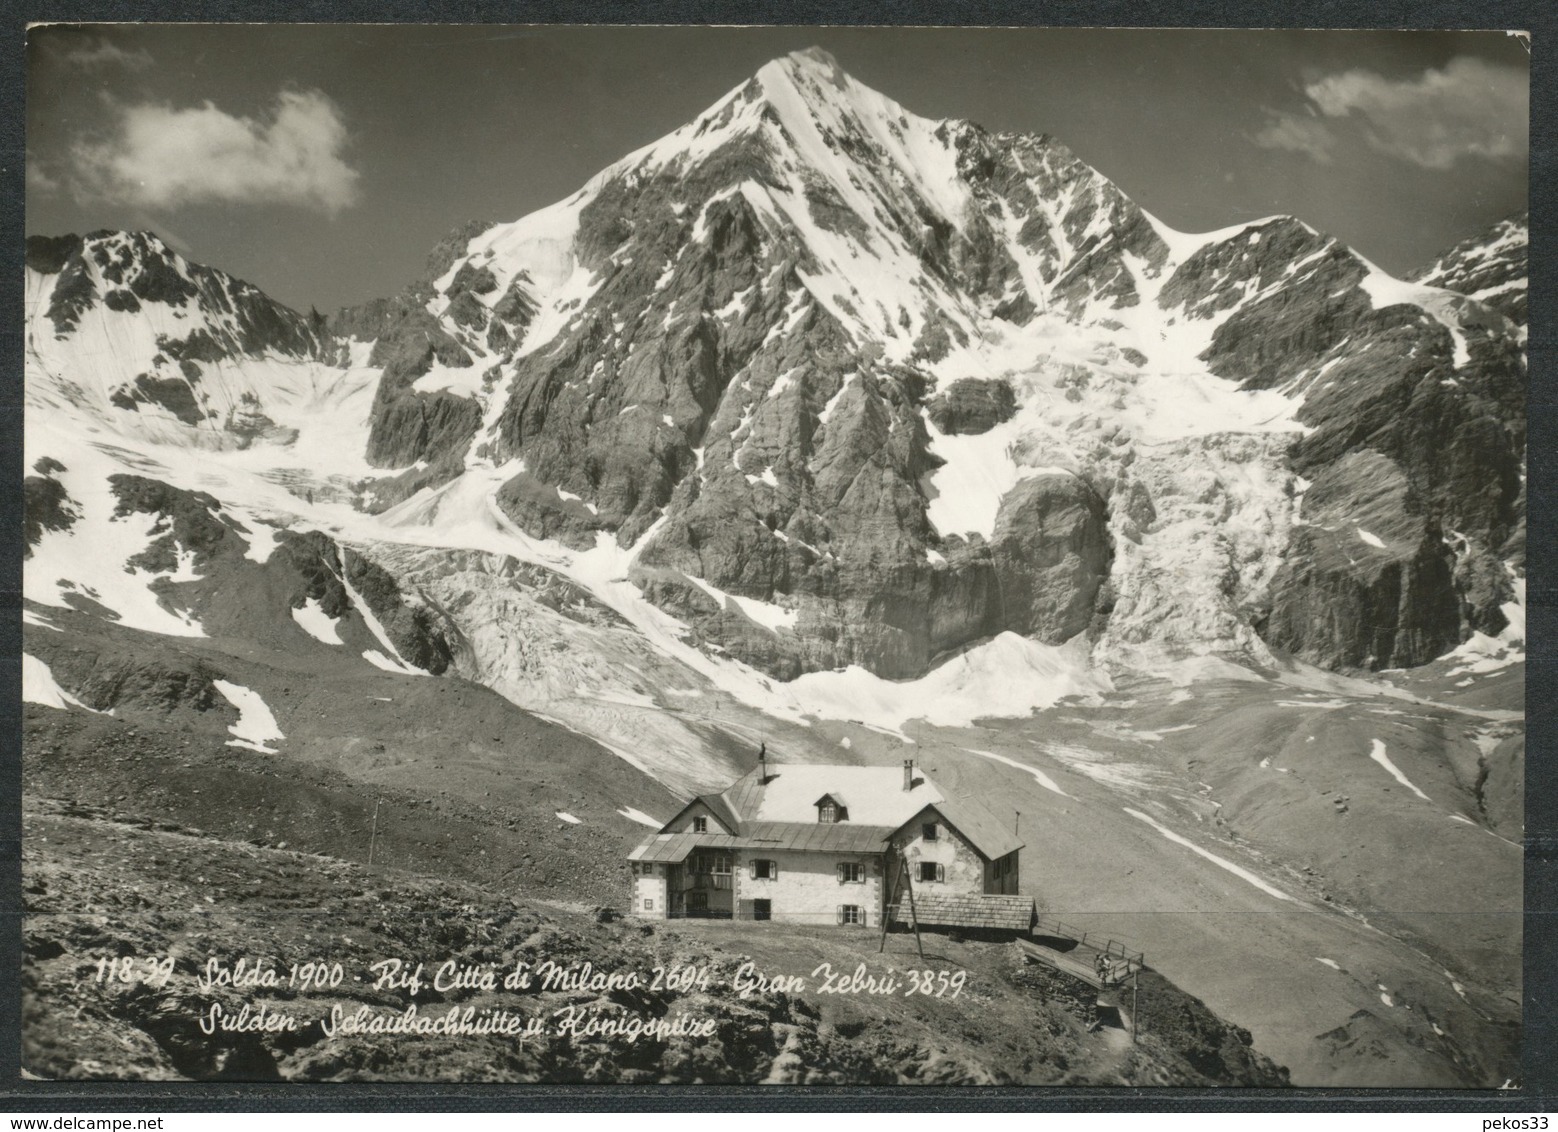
(1031, 914, 1145, 970)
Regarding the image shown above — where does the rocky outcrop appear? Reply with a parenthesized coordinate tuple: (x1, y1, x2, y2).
(23, 459, 78, 557)
(271, 530, 353, 619)
(1263, 451, 1461, 670)
(927, 377, 1017, 435)
(26, 638, 228, 718)
(267, 530, 456, 675)
(341, 547, 456, 675)
(1169, 220, 1373, 392)
(108, 475, 251, 574)
(1291, 315, 1523, 547)
(332, 222, 533, 502)
(990, 474, 1111, 642)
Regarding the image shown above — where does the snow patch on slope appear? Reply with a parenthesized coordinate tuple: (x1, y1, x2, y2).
(787, 633, 1109, 736)
(22, 654, 99, 712)
(1367, 739, 1432, 801)
(212, 679, 284, 753)
(960, 747, 1069, 797)
(618, 807, 664, 829)
(291, 598, 343, 645)
(1124, 807, 1293, 902)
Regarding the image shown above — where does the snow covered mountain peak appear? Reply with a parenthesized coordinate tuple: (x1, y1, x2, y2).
(23, 49, 1527, 701)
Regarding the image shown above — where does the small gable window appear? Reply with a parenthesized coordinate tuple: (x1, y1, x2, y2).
(692, 816, 708, 833)
(922, 822, 938, 841)
(919, 862, 945, 883)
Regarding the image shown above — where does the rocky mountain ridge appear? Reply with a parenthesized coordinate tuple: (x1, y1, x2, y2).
(24, 47, 1526, 688)
(1409, 210, 1527, 325)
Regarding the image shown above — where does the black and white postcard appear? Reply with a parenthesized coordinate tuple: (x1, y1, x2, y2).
(19, 23, 1529, 1090)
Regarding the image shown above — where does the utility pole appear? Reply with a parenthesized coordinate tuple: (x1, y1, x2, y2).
(367, 798, 382, 866)
(878, 849, 898, 953)
(878, 846, 925, 960)
(903, 852, 924, 960)
(1131, 964, 1140, 1044)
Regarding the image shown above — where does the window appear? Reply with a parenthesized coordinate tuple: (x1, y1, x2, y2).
(643, 898, 654, 911)
(919, 862, 945, 883)
(818, 802, 837, 824)
(752, 859, 777, 880)
(922, 822, 938, 842)
(837, 862, 864, 883)
(838, 905, 863, 925)
(692, 816, 708, 833)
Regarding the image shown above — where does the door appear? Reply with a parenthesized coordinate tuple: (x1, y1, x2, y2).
(753, 899, 771, 922)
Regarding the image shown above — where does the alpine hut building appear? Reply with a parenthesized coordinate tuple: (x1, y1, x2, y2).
(627, 756, 1026, 928)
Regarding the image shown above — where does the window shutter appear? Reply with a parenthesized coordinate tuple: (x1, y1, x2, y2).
(836, 905, 844, 925)
(748, 861, 758, 879)
(937, 863, 946, 882)
(836, 863, 844, 883)
(770, 861, 778, 880)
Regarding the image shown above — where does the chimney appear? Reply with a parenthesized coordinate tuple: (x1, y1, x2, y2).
(903, 759, 914, 792)
(759, 742, 768, 784)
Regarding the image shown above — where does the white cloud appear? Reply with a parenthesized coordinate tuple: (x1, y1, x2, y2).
(1254, 56, 1527, 170)
(63, 39, 154, 71)
(1252, 110, 1335, 164)
(71, 89, 361, 214)
(26, 161, 60, 193)
(1305, 57, 1527, 169)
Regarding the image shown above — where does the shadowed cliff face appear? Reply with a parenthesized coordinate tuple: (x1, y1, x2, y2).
(1263, 451, 1462, 670)
(24, 50, 1525, 682)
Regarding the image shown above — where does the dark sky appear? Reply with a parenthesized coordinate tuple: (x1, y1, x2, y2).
(26, 24, 1530, 313)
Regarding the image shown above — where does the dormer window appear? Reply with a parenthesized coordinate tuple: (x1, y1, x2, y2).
(815, 794, 848, 823)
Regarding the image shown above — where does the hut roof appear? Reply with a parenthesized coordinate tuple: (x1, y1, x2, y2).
(891, 893, 1038, 932)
